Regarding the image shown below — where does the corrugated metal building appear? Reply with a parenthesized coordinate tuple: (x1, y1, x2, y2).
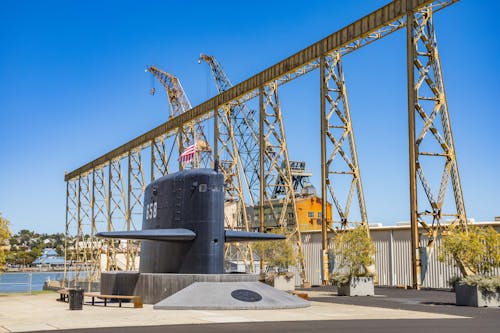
(296, 222, 500, 288)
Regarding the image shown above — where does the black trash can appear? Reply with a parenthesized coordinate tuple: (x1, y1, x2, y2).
(68, 287, 84, 310)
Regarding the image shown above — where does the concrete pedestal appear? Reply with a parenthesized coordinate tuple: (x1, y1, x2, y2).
(101, 271, 139, 296)
(101, 272, 259, 304)
(154, 281, 309, 310)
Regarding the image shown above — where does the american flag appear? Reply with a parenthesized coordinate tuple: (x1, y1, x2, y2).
(178, 144, 197, 164)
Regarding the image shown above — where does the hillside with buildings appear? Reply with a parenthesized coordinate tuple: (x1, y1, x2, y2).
(4, 230, 67, 268)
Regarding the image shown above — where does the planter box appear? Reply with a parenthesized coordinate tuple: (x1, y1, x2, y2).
(264, 275, 295, 291)
(337, 277, 374, 296)
(455, 283, 500, 307)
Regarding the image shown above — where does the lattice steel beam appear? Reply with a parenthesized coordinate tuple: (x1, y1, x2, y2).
(64, 179, 78, 285)
(78, 174, 94, 287)
(259, 82, 307, 284)
(92, 168, 107, 279)
(320, 51, 367, 284)
(151, 136, 168, 181)
(107, 159, 127, 271)
(321, 52, 367, 228)
(216, 105, 248, 226)
(407, 5, 466, 289)
(126, 149, 145, 270)
(215, 104, 255, 271)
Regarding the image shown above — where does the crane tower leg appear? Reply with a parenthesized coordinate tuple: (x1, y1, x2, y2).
(216, 104, 255, 272)
(320, 51, 368, 285)
(127, 149, 145, 271)
(407, 6, 467, 289)
(259, 82, 308, 285)
(92, 167, 107, 280)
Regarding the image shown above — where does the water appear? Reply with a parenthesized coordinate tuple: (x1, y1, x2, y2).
(0, 271, 76, 293)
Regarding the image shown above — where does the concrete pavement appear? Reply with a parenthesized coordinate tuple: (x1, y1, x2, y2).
(0, 290, 465, 332)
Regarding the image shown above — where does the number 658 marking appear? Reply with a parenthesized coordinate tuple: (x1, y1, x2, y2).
(146, 202, 157, 220)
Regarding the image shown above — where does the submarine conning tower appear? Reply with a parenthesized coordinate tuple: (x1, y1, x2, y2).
(96, 168, 285, 275)
(141, 168, 224, 274)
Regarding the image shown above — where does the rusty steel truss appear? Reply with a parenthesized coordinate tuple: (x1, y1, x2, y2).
(407, 4, 466, 288)
(199, 54, 261, 207)
(200, 54, 306, 277)
(64, 0, 463, 289)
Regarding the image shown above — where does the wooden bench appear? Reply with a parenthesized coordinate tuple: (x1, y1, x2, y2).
(57, 289, 69, 302)
(292, 291, 309, 300)
(84, 292, 143, 308)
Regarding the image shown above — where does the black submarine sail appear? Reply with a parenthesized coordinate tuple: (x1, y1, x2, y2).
(96, 168, 284, 274)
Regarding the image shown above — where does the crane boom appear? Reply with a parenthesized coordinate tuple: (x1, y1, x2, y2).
(147, 66, 211, 167)
(147, 66, 192, 117)
(199, 54, 260, 205)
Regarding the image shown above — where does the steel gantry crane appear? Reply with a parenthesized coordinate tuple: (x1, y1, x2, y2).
(64, 0, 466, 291)
(150, 64, 255, 271)
(147, 66, 212, 169)
(199, 54, 308, 284)
(198, 54, 260, 204)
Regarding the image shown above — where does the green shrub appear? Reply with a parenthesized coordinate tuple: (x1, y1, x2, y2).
(262, 271, 295, 283)
(329, 225, 375, 284)
(460, 276, 500, 293)
(438, 225, 500, 278)
(253, 237, 294, 272)
(0, 214, 11, 271)
(329, 272, 351, 285)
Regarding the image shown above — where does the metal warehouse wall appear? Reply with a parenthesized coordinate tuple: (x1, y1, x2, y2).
(296, 223, 500, 288)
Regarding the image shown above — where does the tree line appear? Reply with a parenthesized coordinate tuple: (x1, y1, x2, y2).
(0, 213, 67, 270)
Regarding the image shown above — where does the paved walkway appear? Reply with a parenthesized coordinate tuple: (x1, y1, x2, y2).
(305, 286, 499, 320)
(0, 290, 464, 332)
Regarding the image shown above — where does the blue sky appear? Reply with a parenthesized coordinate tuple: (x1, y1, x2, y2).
(0, 0, 498, 233)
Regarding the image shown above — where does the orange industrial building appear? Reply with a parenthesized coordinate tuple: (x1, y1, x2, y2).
(253, 195, 332, 232)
